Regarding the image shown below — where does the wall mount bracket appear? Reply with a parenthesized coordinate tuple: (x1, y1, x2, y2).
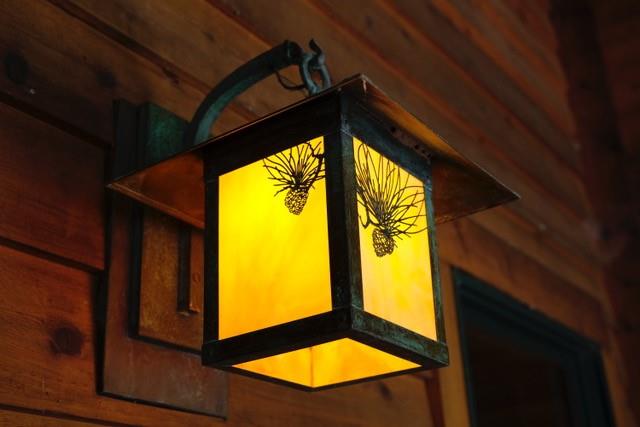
(101, 40, 331, 416)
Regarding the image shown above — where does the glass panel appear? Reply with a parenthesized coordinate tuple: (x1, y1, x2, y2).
(218, 137, 331, 338)
(235, 338, 419, 388)
(353, 138, 437, 340)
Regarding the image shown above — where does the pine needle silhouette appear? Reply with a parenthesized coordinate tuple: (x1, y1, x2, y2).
(263, 141, 325, 215)
(355, 143, 426, 257)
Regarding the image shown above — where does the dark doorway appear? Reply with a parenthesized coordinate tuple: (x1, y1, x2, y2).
(455, 270, 614, 427)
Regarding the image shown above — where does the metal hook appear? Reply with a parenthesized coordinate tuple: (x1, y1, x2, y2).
(299, 39, 332, 95)
(184, 39, 332, 148)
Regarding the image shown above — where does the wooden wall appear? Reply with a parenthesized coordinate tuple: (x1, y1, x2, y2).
(0, 0, 636, 426)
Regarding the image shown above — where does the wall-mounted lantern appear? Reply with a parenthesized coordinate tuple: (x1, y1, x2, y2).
(108, 40, 516, 391)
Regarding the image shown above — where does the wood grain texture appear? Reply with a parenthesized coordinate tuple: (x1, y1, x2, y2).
(313, 0, 587, 217)
(0, 103, 104, 270)
(229, 374, 436, 427)
(102, 197, 228, 416)
(0, 0, 245, 146)
(0, 244, 218, 426)
(207, 0, 598, 260)
(387, 0, 580, 170)
(58, 0, 598, 262)
(471, 207, 602, 299)
(437, 263, 471, 427)
(0, 407, 120, 427)
(51, 0, 299, 132)
(0, 0, 634, 425)
(497, 0, 559, 56)
(437, 219, 607, 344)
(429, 0, 575, 135)
(0, 242, 437, 426)
(550, 1, 640, 424)
(47, 0, 601, 296)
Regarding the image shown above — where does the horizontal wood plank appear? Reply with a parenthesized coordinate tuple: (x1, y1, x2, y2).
(313, 0, 587, 216)
(0, 244, 218, 426)
(430, 0, 576, 135)
(42, 0, 601, 294)
(0, 0, 634, 426)
(0, 0, 246, 147)
(437, 218, 607, 344)
(387, 0, 580, 170)
(207, 0, 597, 260)
(0, 103, 104, 270)
(472, 207, 602, 299)
(0, 0, 604, 328)
(0, 408, 113, 426)
(50, 0, 300, 132)
(229, 374, 435, 427)
(497, 0, 559, 56)
(0, 243, 436, 426)
(0, 0, 608, 348)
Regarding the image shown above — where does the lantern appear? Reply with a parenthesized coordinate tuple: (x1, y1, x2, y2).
(109, 73, 516, 390)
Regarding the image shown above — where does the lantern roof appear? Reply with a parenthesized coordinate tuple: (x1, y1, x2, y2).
(109, 75, 517, 228)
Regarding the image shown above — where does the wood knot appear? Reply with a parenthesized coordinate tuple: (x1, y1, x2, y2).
(377, 382, 393, 401)
(49, 323, 84, 356)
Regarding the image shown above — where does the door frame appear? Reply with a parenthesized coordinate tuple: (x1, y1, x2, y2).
(454, 268, 615, 427)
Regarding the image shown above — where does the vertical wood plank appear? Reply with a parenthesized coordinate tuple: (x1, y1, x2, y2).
(437, 262, 471, 427)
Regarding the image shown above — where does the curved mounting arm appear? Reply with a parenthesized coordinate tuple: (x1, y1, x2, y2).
(183, 40, 331, 148)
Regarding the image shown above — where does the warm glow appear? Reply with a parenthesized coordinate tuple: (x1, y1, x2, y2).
(235, 338, 419, 387)
(354, 138, 437, 340)
(218, 137, 332, 338)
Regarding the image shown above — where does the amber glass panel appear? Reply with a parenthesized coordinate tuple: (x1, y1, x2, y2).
(218, 137, 331, 338)
(235, 338, 419, 387)
(353, 138, 437, 340)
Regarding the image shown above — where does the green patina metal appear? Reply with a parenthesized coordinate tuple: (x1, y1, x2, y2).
(112, 40, 333, 361)
(139, 103, 188, 165)
(108, 39, 519, 392)
(113, 40, 330, 180)
(184, 39, 330, 149)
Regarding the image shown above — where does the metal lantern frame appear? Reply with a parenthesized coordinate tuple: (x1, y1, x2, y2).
(108, 40, 517, 392)
(201, 83, 445, 390)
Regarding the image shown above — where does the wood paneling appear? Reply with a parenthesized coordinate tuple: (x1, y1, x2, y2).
(46, 0, 599, 297)
(438, 219, 606, 344)
(388, 0, 580, 170)
(0, 409, 106, 427)
(229, 375, 435, 427)
(429, 0, 575, 135)
(0, 244, 214, 426)
(0, 103, 104, 270)
(208, 0, 596, 259)
(0, 0, 243, 146)
(0, 243, 437, 426)
(437, 264, 471, 427)
(550, 1, 640, 424)
(58, 0, 597, 264)
(314, 0, 587, 215)
(0, 0, 635, 425)
(102, 198, 227, 416)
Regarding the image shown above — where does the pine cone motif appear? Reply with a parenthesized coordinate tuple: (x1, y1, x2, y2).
(355, 142, 427, 258)
(284, 188, 309, 215)
(373, 228, 395, 257)
(263, 141, 325, 216)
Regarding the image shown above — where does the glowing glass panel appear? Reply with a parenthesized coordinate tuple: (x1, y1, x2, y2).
(354, 138, 437, 340)
(218, 137, 331, 339)
(235, 338, 418, 387)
